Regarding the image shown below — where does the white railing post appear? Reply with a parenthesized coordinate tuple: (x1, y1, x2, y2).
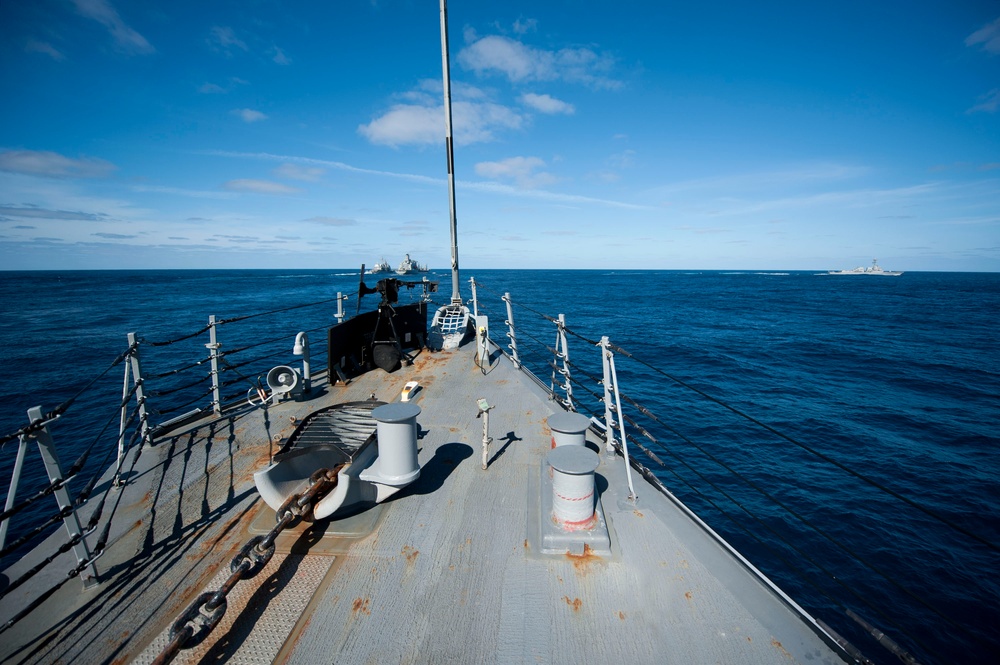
(0, 434, 29, 557)
(470, 277, 479, 318)
(557, 314, 573, 410)
(336, 291, 345, 324)
(207, 316, 222, 415)
(127, 333, 153, 450)
(114, 359, 132, 487)
(600, 336, 617, 454)
(26, 405, 99, 587)
(607, 348, 637, 502)
(502, 293, 520, 368)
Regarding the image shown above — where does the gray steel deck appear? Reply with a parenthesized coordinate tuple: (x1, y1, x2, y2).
(0, 343, 848, 664)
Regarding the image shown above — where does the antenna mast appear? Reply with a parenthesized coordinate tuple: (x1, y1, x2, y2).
(439, 0, 461, 305)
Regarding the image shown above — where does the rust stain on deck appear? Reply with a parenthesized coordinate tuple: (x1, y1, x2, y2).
(351, 597, 371, 615)
(771, 638, 793, 659)
(565, 543, 601, 573)
(562, 596, 582, 612)
(402, 545, 419, 565)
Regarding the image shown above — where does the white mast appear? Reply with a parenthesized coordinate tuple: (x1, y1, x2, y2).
(439, 0, 461, 305)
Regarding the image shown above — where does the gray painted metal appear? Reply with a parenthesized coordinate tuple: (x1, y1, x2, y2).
(533, 453, 612, 558)
(26, 405, 97, 588)
(439, 0, 460, 304)
(0, 344, 850, 664)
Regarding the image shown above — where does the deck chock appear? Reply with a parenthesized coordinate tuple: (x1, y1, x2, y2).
(401, 380, 420, 402)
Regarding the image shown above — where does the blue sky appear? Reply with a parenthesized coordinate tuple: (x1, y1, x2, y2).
(1, 1, 998, 271)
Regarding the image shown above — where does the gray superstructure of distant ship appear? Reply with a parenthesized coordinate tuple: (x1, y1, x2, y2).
(828, 258, 903, 275)
(368, 258, 393, 274)
(395, 253, 428, 275)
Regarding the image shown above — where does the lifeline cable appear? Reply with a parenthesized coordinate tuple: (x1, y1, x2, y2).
(607, 356, 989, 647)
(0, 341, 136, 447)
(608, 340, 1000, 554)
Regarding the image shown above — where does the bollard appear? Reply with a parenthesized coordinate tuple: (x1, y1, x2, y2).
(371, 402, 421, 485)
(548, 445, 599, 531)
(547, 411, 590, 448)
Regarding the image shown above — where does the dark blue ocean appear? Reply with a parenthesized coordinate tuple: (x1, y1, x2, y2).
(0, 269, 997, 664)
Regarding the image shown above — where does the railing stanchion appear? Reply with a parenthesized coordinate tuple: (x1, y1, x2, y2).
(0, 434, 29, 558)
(207, 315, 222, 415)
(336, 291, 345, 324)
(600, 336, 617, 455)
(127, 332, 153, 450)
(557, 314, 574, 410)
(606, 346, 637, 502)
(503, 292, 520, 368)
(470, 277, 479, 318)
(114, 360, 132, 487)
(26, 405, 99, 587)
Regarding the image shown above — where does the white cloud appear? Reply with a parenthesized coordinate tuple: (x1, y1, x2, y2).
(512, 18, 538, 35)
(966, 17, 1000, 54)
(358, 104, 441, 147)
(457, 34, 620, 89)
(0, 205, 108, 221)
(199, 77, 248, 94)
(967, 88, 1000, 114)
(475, 156, 558, 189)
(25, 39, 65, 61)
(233, 108, 268, 123)
(458, 35, 543, 81)
(130, 184, 235, 199)
(607, 149, 635, 170)
(222, 179, 299, 194)
(358, 98, 523, 147)
(304, 216, 357, 226)
(520, 93, 575, 114)
(72, 0, 154, 54)
(0, 149, 115, 178)
(454, 100, 525, 143)
(209, 26, 248, 55)
(274, 163, 324, 181)
(272, 46, 291, 65)
(207, 149, 650, 209)
(655, 163, 872, 197)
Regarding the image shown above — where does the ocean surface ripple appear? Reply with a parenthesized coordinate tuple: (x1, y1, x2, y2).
(0, 268, 996, 665)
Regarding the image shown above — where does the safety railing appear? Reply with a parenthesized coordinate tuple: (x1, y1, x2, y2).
(467, 276, 998, 665)
(0, 290, 355, 633)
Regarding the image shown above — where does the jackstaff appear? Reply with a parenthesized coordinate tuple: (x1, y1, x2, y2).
(439, 0, 460, 305)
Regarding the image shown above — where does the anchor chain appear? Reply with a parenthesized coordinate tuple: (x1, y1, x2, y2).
(151, 465, 343, 665)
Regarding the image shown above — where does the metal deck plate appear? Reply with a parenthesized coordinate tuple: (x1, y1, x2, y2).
(133, 553, 334, 665)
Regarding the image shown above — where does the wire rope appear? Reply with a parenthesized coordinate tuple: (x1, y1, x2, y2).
(608, 341, 1000, 554)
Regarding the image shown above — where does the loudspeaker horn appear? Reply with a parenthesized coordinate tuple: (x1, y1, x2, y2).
(266, 365, 301, 395)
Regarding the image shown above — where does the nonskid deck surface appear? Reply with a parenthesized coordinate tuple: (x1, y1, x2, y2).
(0, 345, 846, 664)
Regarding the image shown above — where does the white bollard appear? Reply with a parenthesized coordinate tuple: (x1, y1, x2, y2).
(548, 445, 599, 531)
(547, 411, 590, 448)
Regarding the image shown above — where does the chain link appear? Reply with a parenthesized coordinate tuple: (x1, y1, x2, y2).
(152, 464, 343, 665)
